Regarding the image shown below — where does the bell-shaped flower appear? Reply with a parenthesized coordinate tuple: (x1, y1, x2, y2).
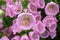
(29, 31, 40, 40)
(33, 21, 46, 34)
(0, 36, 9, 40)
(16, 13, 36, 30)
(20, 35, 29, 40)
(45, 1, 59, 16)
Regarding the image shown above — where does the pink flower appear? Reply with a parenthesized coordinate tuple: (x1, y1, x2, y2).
(33, 21, 46, 34)
(29, 31, 40, 40)
(2, 28, 12, 37)
(10, 19, 22, 34)
(49, 30, 56, 39)
(11, 35, 20, 40)
(6, 0, 14, 5)
(28, 3, 37, 13)
(10, 24, 22, 34)
(6, 5, 17, 18)
(29, 0, 45, 9)
(47, 22, 57, 32)
(45, 1, 59, 16)
(35, 12, 41, 21)
(30, 11, 41, 21)
(29, 0, 39, 6)
(40, 30, 49, 38)
(0, 36, 9, 40)
(16, 13, 36, 30)
(14, 2, 22, 14)
(6, 3, 22, 18)
(20, 35, 29, 40)
(38, 0, 45, 9)
(42, 16, 57, 27)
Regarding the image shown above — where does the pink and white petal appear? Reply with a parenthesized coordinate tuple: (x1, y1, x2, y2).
(29, 31, 40, 40)
(49, 30, 56, 39)
(40, 30, 49, 38)
(20, 35, 29, 40)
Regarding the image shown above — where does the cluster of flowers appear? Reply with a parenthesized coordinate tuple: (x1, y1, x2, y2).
(0, 0, 59, 40)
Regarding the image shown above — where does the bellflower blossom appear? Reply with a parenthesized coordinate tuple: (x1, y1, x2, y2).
(0, 36, 9, 40)
(38, 0, 45, 9)
(29, 0, 39, 5)
(45, 1, 59, 16)
(29, 31, 40, 40)
(42, 16, 57, 27)
(35, 12, 41, 21)
(33, 21, 46, 34)
(29, 0, 45, 9)
(47, 22, 57, 32)
(2, 28, 12, 37)
(10, 19, 22, 34)
(20, 35, 29, 40)
(40, 30, 49, 38)
(6, 3, 22, 18)
(49, 30, 56, 39)
(16, 13, 36, 30)
(6, 0, 14, 5)
(28, 3, 37, 13)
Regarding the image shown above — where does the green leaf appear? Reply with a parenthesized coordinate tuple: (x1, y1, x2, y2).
(0, 33, 4, 38)
(57, 13, 60, 20)
(58, 0, 60, 6)
(13, 0, 17, 2)
(45, 0, 51, 4)
(40, 38, 45, 40)
(19, 29, 32, 36)
(57, 13, 60, 33)
(45, 0, 58, 5)
(22, 0, 29, 9)
(54, 0, 58, 3)
(0, 0, 6, 7)
(3, 15, 13, 28)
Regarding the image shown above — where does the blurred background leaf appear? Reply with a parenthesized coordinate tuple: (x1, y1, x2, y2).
(22, 0, 29, 9)
(0, 0, 6, 8)
(0, 33, 4, 38)
(3, 15, 13, 28)
(19, 29, 32, 36)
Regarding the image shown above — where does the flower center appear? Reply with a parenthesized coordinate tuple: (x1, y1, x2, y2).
(17, 8, 20, 12)
(49, 5, 54, 10)
(30, 4, 36, 11)
(22, 15, 30, 26)
(47, 20, 52, 23)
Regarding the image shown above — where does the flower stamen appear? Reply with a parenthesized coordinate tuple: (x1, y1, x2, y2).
(22, 15, 30, 26)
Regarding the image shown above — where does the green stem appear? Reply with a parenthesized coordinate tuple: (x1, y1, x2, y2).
(40, 38, 45, 40)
